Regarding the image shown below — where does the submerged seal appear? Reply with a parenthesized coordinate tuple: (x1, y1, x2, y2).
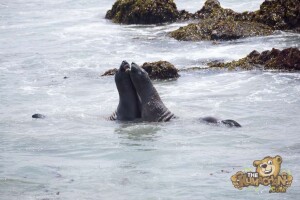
(129, 62, 174, 122)
(32, 113, 46, 119)
(201, 117, 241, 127)
(109, 61, 141, 121)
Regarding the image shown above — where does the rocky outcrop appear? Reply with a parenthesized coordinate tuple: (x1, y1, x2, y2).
(194, 0, 246, 20)
(101, 61, 179, 79)
(105, 0, 179, 24)
(101, 68, 118, 76)
(170, 0, 273, 41)
(142, 61, 179, 79)
(208, 48, 300, 71)
(264, 48, 300, 70)
(105, 0, 299, 35)
(251, 0, 300, 31)
(170, 18, 273, 41)
(170, 0, 300, 41)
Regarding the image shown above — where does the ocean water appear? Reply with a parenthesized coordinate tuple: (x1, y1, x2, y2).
(1, 0, 300, 199)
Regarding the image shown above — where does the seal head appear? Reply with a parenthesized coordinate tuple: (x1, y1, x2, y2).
(129, 62, 174, 122)
(109, 61, 141, 121)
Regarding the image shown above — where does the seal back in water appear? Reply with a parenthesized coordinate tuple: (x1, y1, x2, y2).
(201, 116, 241, 127)
(109, 61, 141, 121)
(129, 62, 174, 122)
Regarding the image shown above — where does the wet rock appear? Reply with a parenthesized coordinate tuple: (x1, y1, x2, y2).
(171, 0, 300, 41)
(178, 0, 235, 21)
(193, 0, 300, 32)
(142, 61, 179, 79)
(207, 57, 255, 70)
(194, 0, 240, 20)
(178, 10, 195, 21)
(208, 48, 300, 71)
(105, 0, 179, 24)
(170, 18, 273, 41)
(32, 113, 46, 119)
(251, 0, 300, 31)
(101, 61, 179, 79)
(264, 48, 300, 70)
(179, 67, 203, 72)
(101, 68, 117, 76)
(170, 0, 274, 41)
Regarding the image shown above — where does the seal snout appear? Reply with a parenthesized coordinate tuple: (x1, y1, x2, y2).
(130, 62, 139, 72)
(120, 60, 130, 72)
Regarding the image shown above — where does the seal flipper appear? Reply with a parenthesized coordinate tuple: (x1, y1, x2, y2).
(109, 111, 117, 121)
(221, 119, 242, 127)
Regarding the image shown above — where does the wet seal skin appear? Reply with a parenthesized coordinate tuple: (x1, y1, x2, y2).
(201, 116, 241, 127)
(109, 61, 141, 121)
(32, 113, 46, 119)
(129, 62, 175, 122)
(110, 61, 241, 127)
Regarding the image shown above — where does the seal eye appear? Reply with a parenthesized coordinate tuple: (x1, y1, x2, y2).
(268, 160, 272, 165)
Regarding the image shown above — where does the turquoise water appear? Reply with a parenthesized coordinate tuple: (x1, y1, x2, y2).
(0, 0, 300, 199)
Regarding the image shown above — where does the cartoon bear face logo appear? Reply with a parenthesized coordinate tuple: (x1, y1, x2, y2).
(253, 155, 282, 177)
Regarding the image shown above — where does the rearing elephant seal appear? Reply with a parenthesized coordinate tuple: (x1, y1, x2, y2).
(109, 61, 141, 121)
(129, 62, 174, 122)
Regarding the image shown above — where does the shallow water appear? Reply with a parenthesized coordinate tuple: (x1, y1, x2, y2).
(1, 0, 300, 199)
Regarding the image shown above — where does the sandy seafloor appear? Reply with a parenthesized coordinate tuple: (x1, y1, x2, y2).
(0, 0, 300, 199)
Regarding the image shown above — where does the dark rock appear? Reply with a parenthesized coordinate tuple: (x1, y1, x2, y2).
(170, 0, 300, 41)
(170, 18, 273, 41)
(178, 10, 195, 21)
(170, 0, 274, 41)
(247, 50, 260, 59)
(178, 0, 236, 21)
(251, 0, 300, 31)
(179, 67, 203, 72)
(208, 57, 257, 70)
(194, 0, 238, 20)
(208, 47, 300, 71)
(101, 61, 179, 79)
(101, 68, 117, 76)
(264, 48, 300, 70)
(192, 0, 300, 32)
(254, 48, 281, 64)
(105, 0, 179, 24)
(32, 114, 46, 119)
(142, 61, 179, 79)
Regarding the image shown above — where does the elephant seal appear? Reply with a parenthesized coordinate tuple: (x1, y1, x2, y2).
(129, 62, 174, 122)
(201, 117, 241, 127)
(109, 61, 141, 121)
